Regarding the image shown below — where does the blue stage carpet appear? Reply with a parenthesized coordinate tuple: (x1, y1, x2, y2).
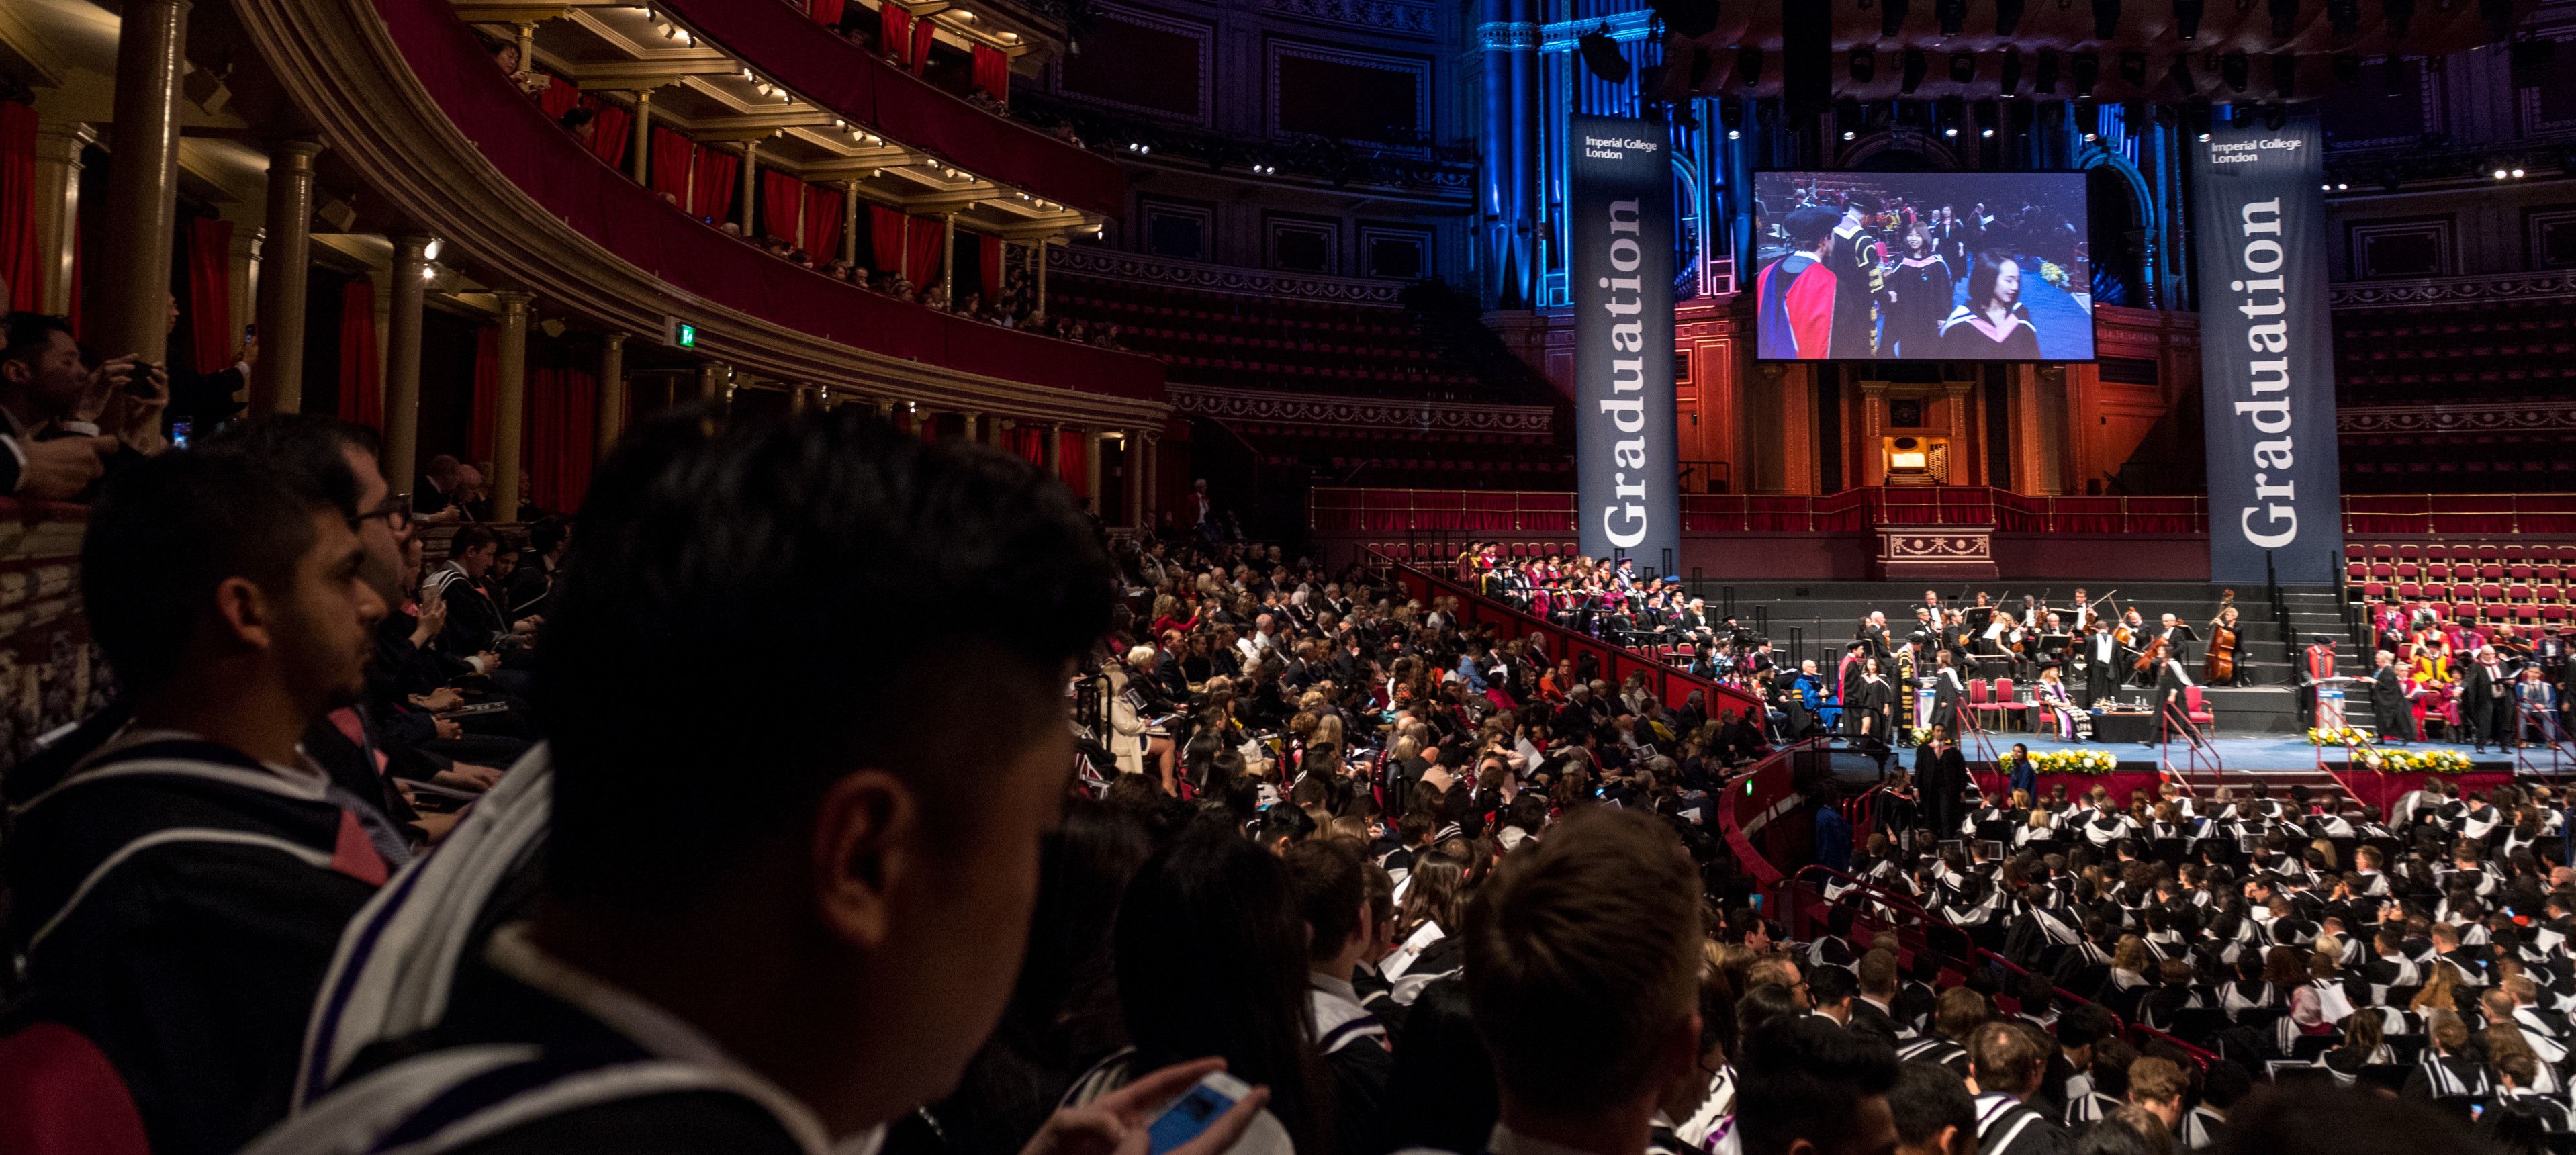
(1933, 730, 2541, 775)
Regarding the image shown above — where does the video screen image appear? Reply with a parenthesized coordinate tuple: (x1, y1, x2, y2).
(1750, 171, 2095, 362)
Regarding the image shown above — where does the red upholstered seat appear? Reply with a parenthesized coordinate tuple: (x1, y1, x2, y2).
(0, 1023, 151, 1155)
(2184, 686, 2215, 725)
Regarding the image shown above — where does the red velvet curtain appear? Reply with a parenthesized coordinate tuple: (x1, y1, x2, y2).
(469, 326, 499, 465)
(0, 101, 38, 312)
(905, 216, 944, 285)
(760, 171, 806, 246)
(1011, 424, 1042, 465)
(690, 145, 739, 226)
(336, 278, 381, 429)
(649, 126, 696, 207)
(803, 185, 845, 263)
(807, 0, 847, 25)
(882, 4, 911, 62)
(537, 71, 580, 120)
(909, 19, 937, 75)
(528, 366, 597, 513)
(971, 44, 1010, 104)
(978, 234, 1003, 299)
(184, 217, 234, 374)
(578, 93, 631, 170)
(1058, 430, 1087, 498)
(869, 205, 907, 276)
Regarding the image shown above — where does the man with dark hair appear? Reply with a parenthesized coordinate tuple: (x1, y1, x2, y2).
(422, 522, 526, 676)
(1899, 987, 1985, 1074)
(506, 515, 569, 625)
(1808, 964, 1861, 1028)
(265, 412, 1263, 1154)
(1286, 839, 1393, 1155)
(2180, 1060, 2250, 1150)
(0, 310, 156, 498)
(1757, 208, 1843, 358)
(1465, 808, 1704, 1155)
(1967, 1021, 2069, 1155)
(1890, 1058, 1978, 1155)
(1735, 1015, 1902, 1155)
(2, 445, 392, 1154)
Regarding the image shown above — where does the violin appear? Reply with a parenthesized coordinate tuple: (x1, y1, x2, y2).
(2133, 633, 2166, 674)
(2203, 590, 2239, 684)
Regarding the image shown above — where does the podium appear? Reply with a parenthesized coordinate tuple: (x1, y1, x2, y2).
(2316, 687, 2346, 731)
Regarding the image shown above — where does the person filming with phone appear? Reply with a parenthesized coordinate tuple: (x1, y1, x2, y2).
(1, 311, 171, 500)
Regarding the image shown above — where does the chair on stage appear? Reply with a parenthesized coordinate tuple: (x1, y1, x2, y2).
(1992, 677, 2028, 732)
(2183, 686, 2216, 728)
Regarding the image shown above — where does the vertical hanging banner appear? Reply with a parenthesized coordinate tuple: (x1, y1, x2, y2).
(1570, 116, 1679, 568)
(2190, 112, 2345, 586)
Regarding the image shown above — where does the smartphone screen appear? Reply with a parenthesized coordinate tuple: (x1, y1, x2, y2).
(1148, 1081, 1242, 1155)
(171, 419, 192, 450)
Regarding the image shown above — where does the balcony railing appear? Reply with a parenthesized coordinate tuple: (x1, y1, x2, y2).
(1311, 486, 2213, 536)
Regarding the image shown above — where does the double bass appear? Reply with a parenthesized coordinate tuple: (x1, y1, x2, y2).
(2203, 590, 2240, 684)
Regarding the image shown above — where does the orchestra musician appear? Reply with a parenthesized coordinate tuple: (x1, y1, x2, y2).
(2083, 618, 2121, 708)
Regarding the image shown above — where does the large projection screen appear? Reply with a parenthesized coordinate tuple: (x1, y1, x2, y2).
(1751, 171, 2095, 362)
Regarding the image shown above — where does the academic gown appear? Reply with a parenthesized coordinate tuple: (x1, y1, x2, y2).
(3, 734, 389, 1155)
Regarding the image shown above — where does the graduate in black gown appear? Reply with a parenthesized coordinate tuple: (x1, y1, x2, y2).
(1937, 252, 2043, 360)
(1880, 220, 1955, 359)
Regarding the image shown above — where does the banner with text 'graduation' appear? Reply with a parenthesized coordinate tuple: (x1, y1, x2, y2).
(1570, 116, 1679, 570)
(2190, 113, 2344, 586)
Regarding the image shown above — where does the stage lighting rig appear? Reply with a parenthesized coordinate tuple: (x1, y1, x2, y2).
(2071, 51, 2099, 96)
(2075, 96, 2099, 139)
(2270, 52, 2297, 98)
(2173, 0, 2203, 39)
(1851, 47, 1877, 82)
(2035, 48, 2060, 93)
(2119, 51, 2147, 87)
(1737, 44, 1765, 87)
(2000, 46, 2024, 95)
(1937, 0, 1966, 36)
(2220, 52, 2249, 92)
(1951, 52, 1977, 84)
(1903, 48, 1929, 93)
(1880, 0, 1910, 38)
(1718, 96, 1746, 138)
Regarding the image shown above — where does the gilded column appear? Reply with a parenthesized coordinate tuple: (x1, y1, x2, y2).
(29, 123, 94, 314)
(382, 235, 433, 491)
(629, 89, 654, 185)
(99, 0, 192, 365)
(491, 291, 533, 519)
(255, 140, 324, 412)
(596, 332, 628, 456)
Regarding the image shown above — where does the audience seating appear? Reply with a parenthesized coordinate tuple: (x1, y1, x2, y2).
(1050, 273, 1502, 400)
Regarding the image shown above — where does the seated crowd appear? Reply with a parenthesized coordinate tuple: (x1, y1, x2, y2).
(0, 402, 2521, 1155)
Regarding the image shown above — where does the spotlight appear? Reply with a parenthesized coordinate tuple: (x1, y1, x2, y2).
(1718, 95, 1747, 131)
(1950, 52, 1976, 85)
(1937, 0, 1964, 35)
(2198, 131, 2212, 141)
(2328, 0, 2358, 36)
(1850, 47, 1876, 83)
(1880, 0, 1910, 38)
(1844, 129, 1858, 139)
(2514, 167, 2527, 177)
(2270, 54, 2296, 99)
(1995, 0, 2026, 34)
(2072, 52, 2099, 96)
(1728, 128, 1743, 138)
(1982, 126, 1996, 136)
(2174, 0, 2203, 38)
(2221, 53, 2248, 93)
(2495, 167, 2510, 179)
(2337, 181, 2350, 189)
(1736, 44, 1765, 87)
(2092, 0, 2121, 39)
(2119, 51, 2147, 87)
(2000, 46, 2023, 95)
(1902, 49, 1929, 93)
(2076, 96, 2099, 138)
(1579, 28, 1632, 84)
(2035, 48, 2060, 93)
(2268, 0, 2298, 36)
(2263, 101, 2287, 130)
(422, 238, 443, 261)
(2383, 0, 2415, 37)
(2166, 56, 2195, 95)
(1945, 125, 1960, 136)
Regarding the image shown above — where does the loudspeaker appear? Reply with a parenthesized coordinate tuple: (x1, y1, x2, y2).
(1903, 48, 1930, 93)
(2000, 46, 2024, 95)
(2174, 0, 2203, 39)
(1737, 44, 1766, 87)
(2381, 0, 2414, 39)
(1937, 0, 1966, 36)
(2166, 56, 2195, 97)
(1995, 0, 2025, 35)
(2091, 0, 2122, 39)
(2071, 51, 2099, 96)
(1950, 51, 1977, 85)
(2035, 47, 2061, 93)
(1579, 30, 1632, 84)
(2270, 52, 2297, 99)
(1782, 0, 1833, 120)
(2327, 0, 2359, 36)
(2221, 52, 2249, 92)
(1851, 47, 1877, 83)
(2269, 0, 2299, 37)
(1880, 0, 1911, 38)
(2119, 50, 2147, 87)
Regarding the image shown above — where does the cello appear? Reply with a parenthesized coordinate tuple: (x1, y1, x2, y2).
(2203, 590, 2240, 684)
